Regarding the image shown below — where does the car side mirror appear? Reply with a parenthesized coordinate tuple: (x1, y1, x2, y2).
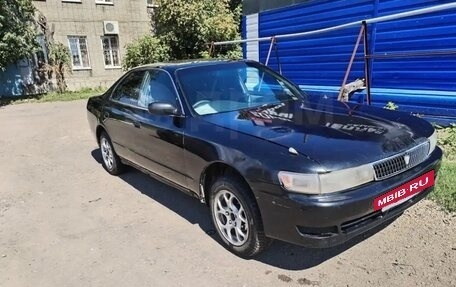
(148, 102, 179, 116)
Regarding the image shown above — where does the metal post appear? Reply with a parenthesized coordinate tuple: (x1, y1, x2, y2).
(265, 37, 276, 66)
(273, 38, 282, 75)
(259, 37, 277, 91)
(338, 25, 365, 101)
(363, 21, 372, 105)
(209, 42, 215, 58)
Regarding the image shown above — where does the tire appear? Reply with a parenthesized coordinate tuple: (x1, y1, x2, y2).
(209, 176, 271, 258)
(99, 131, 124, 175)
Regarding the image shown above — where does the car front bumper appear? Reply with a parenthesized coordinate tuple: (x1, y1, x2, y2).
(254, 147, 443, 248)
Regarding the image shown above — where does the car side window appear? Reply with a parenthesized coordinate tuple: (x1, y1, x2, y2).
(111, 71, 146, 106)
(138, 70, 178, 108)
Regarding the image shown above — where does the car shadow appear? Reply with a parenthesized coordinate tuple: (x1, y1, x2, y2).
(91, 149, 398, 270)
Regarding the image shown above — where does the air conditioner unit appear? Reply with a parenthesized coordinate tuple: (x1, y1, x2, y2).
(103, 21, 119, 35)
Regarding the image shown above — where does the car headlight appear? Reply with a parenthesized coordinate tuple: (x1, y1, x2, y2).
(278, 164, 374, 195)
(428, 130, 437, 155)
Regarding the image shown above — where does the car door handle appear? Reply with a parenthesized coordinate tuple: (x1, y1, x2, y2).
(133, 121, 141, 128)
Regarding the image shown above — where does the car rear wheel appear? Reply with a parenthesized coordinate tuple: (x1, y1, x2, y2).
(99, 132, 124, 175)
(209, 176, 271, 257)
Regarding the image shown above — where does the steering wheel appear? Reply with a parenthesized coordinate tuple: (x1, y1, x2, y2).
(192, 100, 211, 109)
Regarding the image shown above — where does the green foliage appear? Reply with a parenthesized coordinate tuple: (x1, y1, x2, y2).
(436, 124, 456, 160)
(47, 42, 72, 93)
(430, 160, 456, 212)
(200, 44, 242, 60)
(123, 35, 170, 70)
(228, 0, 242, 13)
(384, 101, 399, 111)
(124, 0, 241, 69)
(153, 0, 240, 59)
(0, 0, 39, 69)
(224, 47, 243, 60)
(430, 124, 456, 212)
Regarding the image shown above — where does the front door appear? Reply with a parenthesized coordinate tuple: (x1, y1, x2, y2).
(132, 69, 187, 188)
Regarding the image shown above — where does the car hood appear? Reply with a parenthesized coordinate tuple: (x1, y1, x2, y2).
(200, 100, 430, 170)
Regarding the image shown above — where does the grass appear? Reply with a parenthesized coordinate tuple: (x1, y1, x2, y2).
(0, 87, 106, 106)
(432, 125, 456, 213)
(431, 159, 456, 213)
(436, 124, 456, 161)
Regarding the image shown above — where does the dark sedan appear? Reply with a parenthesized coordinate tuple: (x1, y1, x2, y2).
(87, 60, 442, 257)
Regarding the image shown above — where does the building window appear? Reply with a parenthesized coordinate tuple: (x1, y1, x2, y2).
(96, 0, 113, 5)
(68, 36, 91, 69)
(62, 0, 82, 3)
(147, 0, 158, 8)
(102, 36, 120, 68)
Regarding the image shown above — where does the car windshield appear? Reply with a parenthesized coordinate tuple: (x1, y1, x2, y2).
(176, 62, 305, 115)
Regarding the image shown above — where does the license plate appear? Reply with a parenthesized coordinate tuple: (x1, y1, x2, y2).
(373, 170, 435, 212)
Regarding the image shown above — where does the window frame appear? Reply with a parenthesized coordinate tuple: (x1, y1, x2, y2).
(101, 35, 121, 69)
(109, 68, 186, 115)
(62, 0, 82, 3)
(137, 69, 181, 109)
(110, 70, 146, 109)
(67, 36, 91, 70)
(95, 0, 113, 5)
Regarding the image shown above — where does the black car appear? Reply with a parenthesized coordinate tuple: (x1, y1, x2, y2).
(87, 60, 442, 257)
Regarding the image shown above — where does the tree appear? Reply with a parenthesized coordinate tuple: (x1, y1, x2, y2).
(0, 0, 38, 69)
(153, 0, 240, 60)
(229, 0, 242, 13)
(47, 42, 72, 93)
(123, 0, 241, 70)
(123, 35, 170, 70)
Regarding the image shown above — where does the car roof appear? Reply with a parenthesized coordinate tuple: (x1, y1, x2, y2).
(131, 59, 253, 73)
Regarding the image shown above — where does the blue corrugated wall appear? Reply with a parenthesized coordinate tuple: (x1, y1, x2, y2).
(247, 0, 456, 124)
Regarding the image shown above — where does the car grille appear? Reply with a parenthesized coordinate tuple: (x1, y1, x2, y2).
(373, 141, 430, 181)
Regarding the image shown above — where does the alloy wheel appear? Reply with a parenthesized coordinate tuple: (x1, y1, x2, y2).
(212, 189, 249, 246)
(100, 137, 114, 170)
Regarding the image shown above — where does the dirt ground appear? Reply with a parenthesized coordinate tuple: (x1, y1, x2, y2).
(0, 100, 455, 287)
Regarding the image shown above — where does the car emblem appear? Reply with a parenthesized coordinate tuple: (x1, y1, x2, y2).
(404, 154, 411, 165)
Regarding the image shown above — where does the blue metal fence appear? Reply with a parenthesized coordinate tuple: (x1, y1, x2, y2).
(245, 0, 456, 124)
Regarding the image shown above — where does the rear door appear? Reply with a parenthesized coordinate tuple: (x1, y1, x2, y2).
(102, 70, 146, 161)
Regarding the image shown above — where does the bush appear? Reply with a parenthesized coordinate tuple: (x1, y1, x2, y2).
(436, 124, 456, 160)
(122, 35, 170, 70)
(201, 44, 242, 60)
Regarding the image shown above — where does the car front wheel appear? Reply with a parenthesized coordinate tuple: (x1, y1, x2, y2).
(209, 176, 271, 257)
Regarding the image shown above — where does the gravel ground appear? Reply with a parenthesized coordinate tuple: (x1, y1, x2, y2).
(0, 100, 455, 287)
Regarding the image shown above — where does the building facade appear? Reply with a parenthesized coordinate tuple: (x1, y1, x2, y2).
(242, 0, 456, 124)
(33, 0, 154, 90)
